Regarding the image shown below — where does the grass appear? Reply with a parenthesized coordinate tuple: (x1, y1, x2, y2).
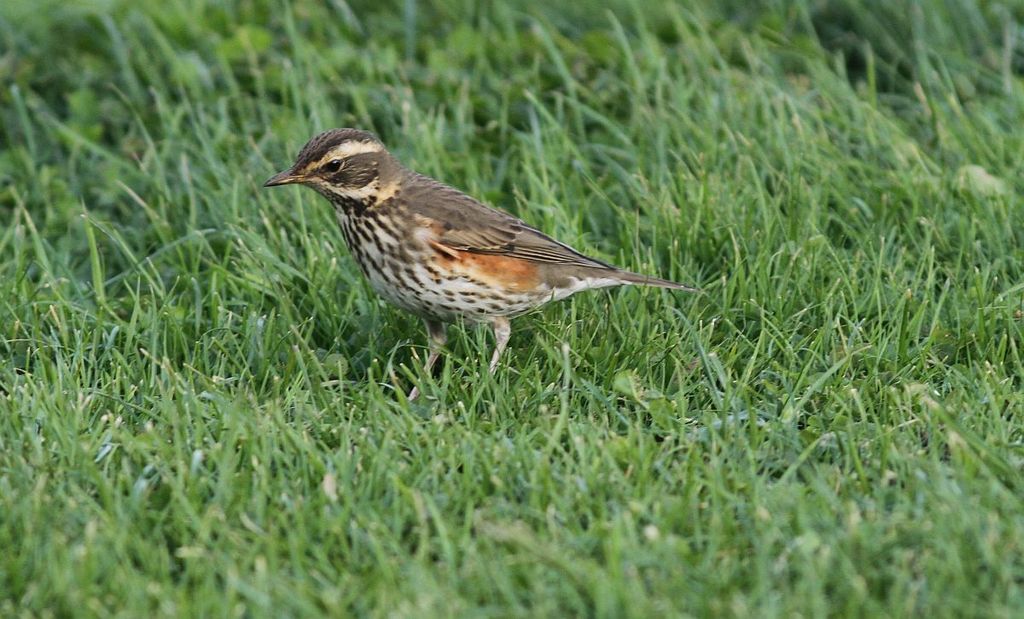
(1, 0, 1023, 616)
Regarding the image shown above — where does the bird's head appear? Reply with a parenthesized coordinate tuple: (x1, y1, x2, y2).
(264, 128, 400, 203)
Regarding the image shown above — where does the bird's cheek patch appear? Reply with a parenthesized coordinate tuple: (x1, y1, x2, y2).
(376, 181, 400, 203)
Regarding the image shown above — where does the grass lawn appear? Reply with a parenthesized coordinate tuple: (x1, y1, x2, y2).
(2, 0, 1023, 616)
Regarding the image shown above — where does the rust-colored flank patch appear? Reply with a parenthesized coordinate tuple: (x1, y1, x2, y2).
(429, 241, 541, 292)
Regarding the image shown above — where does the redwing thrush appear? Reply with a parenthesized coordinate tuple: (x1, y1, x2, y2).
(265, 128, 695, 398)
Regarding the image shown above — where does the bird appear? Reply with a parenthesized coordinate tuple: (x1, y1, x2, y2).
(264, 128, 696, 399)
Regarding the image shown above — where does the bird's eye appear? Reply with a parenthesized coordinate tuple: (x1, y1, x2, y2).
(322, 159, 343, 174)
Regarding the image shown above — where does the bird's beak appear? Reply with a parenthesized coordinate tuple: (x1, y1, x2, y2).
(263, 169, 303, 187)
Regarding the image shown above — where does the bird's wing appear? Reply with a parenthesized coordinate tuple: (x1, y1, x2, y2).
(404, 173, 616, 270)
(439, 220, 616, 269)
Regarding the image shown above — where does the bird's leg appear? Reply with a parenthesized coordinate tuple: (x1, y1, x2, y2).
(408, 319, 447, 401)
(488, 317, 511, 374)
(422, 319, 447, 373)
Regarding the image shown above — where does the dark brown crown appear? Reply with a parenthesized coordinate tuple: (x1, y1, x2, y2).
(292, 128, 383, 168)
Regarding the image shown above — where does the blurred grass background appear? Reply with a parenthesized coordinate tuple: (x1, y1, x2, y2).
(1, 0, 1023, 616)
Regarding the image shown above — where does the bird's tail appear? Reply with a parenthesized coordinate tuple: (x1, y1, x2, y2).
(614, 269, 700, 292)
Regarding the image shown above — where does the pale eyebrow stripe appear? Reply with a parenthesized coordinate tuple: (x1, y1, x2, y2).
(312, 141, 384, 168)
